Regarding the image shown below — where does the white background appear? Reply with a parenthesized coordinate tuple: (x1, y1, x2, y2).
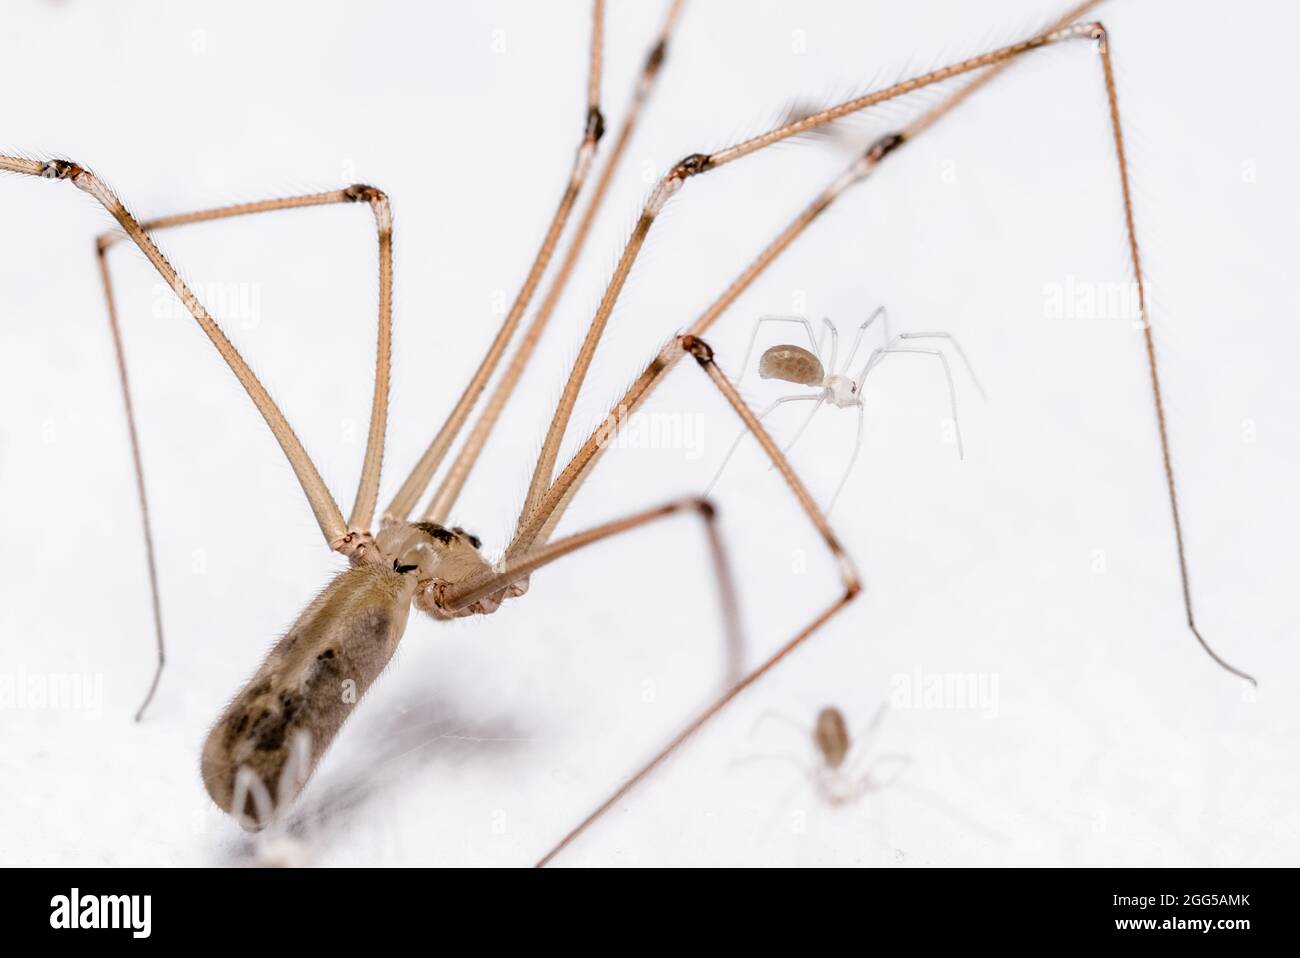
(1, 0, 1296, 866)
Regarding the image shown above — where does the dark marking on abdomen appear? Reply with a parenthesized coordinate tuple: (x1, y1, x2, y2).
(201, 565, 414, 827)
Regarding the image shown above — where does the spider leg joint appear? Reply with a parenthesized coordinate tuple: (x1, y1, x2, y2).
(342, 183, 386, 204)
(39, 159, 85, 182)
(1049, 20, 1106, 48)
(644, 38, 667, 76)
(585, 105, 606, 142)
(332, 529, 381, 567)
(867, 131, 904, 163)
(679, 334, 714, 365)
(649, 153, 712, 212)
(671, 152, 713, 179)
(343, 183, 392, 233)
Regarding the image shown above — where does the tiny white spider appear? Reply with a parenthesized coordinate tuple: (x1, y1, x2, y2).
(708, 307, 985, 515)
(739, 703, 910, 807)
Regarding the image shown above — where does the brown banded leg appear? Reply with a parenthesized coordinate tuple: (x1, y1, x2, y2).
(381, 0, 610, 524)
(522, 335, 860, 867)
(436, 495, 743, 686)
(421, 0, 687, 525)
(1091, 27, 1252, 685)
(94, 187, 396, 719)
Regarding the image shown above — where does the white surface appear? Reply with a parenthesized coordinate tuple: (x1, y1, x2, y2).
(0, 0, 1296, 867)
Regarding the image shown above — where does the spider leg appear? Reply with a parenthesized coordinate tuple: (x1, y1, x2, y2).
(894, 331, 987, 399)
(823, 318, 839, 374)
(438, 495, 743, 685)
(706, 393, 821, 497)
(382, 0, 611, 523)
(0, 157, 352, 543)
(854, 754, 912, 796)
(842, 702, 892, 781)
(777, 392, 830, 464)
(859, 346, 965, 460)
(530, 336, 861, 866)
(94, 188, 395, 718)
(856, 700, 891, 745)
(840, 305, 888, 377)
(747, 708, 811, 742)
(420, 0, 687, 524)
(231, 764, 276, 833)
(729, 752, 814, 778)
(819, 404, 866, 519)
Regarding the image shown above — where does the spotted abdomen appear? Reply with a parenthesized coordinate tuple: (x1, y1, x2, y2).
(201, 563, 415, 826)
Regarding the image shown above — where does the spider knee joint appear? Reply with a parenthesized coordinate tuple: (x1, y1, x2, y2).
(585, 105, 606, 143)
(332, 529, 381, 566)
(344, 184, 391, 233)
(40, 159, 84, 181)
(679, 334, 714, 365)
(1056, 20, 1107, 49)
(866, 132, 904, 163)
(647, 156, 709, 215)
(643, 39, 667, 78)
(343, 183, 384, 204)
(691, 496, 717, 521)
(671, 152, 713, 179)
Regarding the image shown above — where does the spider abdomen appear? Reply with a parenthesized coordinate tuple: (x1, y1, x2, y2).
(201, 563, 415, 826)
(758, 343, 824, 386)
(814, 706, 850, 769)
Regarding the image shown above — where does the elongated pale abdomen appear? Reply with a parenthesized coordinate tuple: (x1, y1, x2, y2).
(202, 563, 415, 826)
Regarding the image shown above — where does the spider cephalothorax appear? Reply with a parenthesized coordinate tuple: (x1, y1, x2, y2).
(375, 520, 504, 619)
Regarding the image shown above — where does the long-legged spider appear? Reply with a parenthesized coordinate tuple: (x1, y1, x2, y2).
(0, 0, 1256, 867)
(707, 307, 984, 515)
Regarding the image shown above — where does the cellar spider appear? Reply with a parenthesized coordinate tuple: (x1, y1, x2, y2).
(707, 307, 985, 516)
(0, 0, 1255, 867)
(739, 705, 910, 808)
